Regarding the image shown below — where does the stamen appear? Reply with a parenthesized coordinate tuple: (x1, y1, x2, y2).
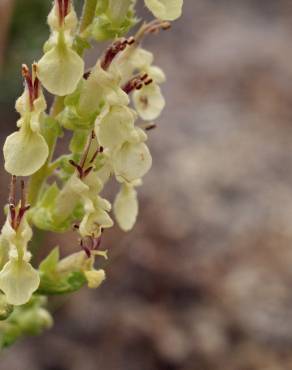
(89, 146, 103, 164)
(135, 20, 171, 45)
(101, 37, 136, 70)
(63, 0, 69, 18)
(8, 176, 16, 207)
(22, 64, 34, 109)
(83, 70, 91, 80)
(22, 64, 41, 110)
(8, 177, 30, 230)
(79, 131, 95, 170)
(80, 233, 103, 257)
(69, 131, 102, 179)
(145, 123, 157, 131)
(144, 78, 153, 86)
(57, 0, 64, 26)
(32, 63, 39, 101)
(122, 74, 153, 94)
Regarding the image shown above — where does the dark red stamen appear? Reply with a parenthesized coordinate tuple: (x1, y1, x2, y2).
(80, 233, 103, 257)
(22, 64, 40, 111)
(69, 131, 103, 179)
(145, 123, 157, 131)
(57, 0, 63, 25)
(8, 176, 30, 231)
(63, 0, 69, 18)
(101, 37, 135, 71)
(122, 74, 153, 94)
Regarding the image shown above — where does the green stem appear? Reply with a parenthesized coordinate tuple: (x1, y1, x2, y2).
(79, 0, 97, 34)
(28, 97, 64, 205)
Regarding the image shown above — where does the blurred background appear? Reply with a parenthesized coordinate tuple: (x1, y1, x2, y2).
(2, 0, 292, 369)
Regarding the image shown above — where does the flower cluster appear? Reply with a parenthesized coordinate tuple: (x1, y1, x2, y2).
(0, 0, 183, 347)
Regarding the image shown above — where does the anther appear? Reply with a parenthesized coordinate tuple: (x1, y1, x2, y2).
(144, 78, 153, 86)
(83, 70, 91, 80)
(145, 123, 157, 131)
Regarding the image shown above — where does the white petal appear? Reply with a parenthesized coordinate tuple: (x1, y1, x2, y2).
(3, 129, 49, 176)
(114, 184, 138, 231)
(133, 83, 165, 121)
(0, 259, 40, 305)
(97, 105, 136, 149)
(113, 142, 152, 182)
(37, 44, 84, 96)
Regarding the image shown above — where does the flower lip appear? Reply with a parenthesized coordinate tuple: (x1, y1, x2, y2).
(101, 37, 135, 71)
(22, 64, 40, 111)
(8, 176, 30, 231)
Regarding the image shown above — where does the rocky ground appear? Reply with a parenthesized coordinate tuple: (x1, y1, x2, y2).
(3, 0, 292, 369)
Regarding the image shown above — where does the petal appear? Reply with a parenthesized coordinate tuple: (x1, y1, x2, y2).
(79, 209, 113, 237)
(84, 269, 105, 289)
(133, 83, 165, 121)
(113, 142, 152, 183)
(0, 259, 40, 306)
(37, 44, 84, 96)
(3, 129, 49, 177)
(147, 66, 166, 84)
(114, 184, 138, 231)
(96, 105, 136, 149)
(144, 0, 183, 21)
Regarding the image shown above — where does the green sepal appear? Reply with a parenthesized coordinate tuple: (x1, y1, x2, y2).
(38, 247, 87, 295)
(73, 35, 92, 56)
(91, 10, 138, 41)
(42, 115, 63, 141)
(70, 130, 89, 154)
(58, 106, 97, 131)
(32, 183, 83, 233)
(39, 247, 60, 275)
(38, 271, 87, 295)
